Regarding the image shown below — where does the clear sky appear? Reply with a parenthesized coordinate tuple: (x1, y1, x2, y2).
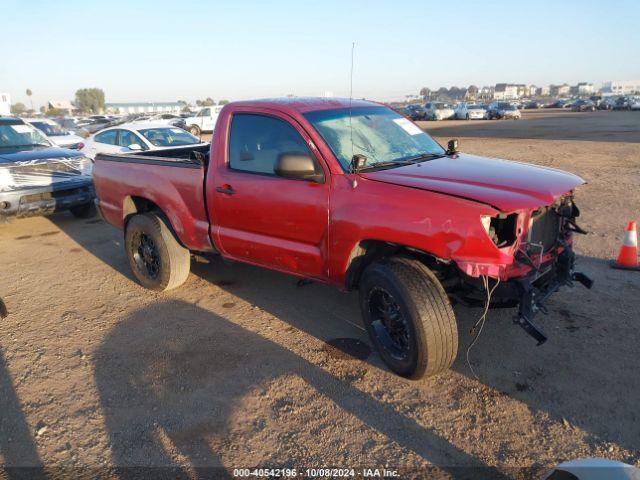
(2, 0, 639, 108)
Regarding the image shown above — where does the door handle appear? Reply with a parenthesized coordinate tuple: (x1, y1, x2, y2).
(216, 185, 235, 195)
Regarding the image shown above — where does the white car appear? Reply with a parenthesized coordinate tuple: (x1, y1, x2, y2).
(131, 113, 186, 129)
(80, 123, 208, 159)
(629, 96, 640, 110)
(424, 102, 455, 121)
(183, 106, 223, 136)
(454, 103, 487, 120)
(24, 118, 85, 149)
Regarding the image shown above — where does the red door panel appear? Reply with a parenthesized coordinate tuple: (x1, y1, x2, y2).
(208, 109, 330, 279)
(214, 173, 328, 276)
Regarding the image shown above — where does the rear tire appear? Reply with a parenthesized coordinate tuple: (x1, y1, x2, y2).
(359, 257, 458, 379)
(70, 202, 97, 219)
(125, 213, 191, 291)
(188, 125, 201, 137)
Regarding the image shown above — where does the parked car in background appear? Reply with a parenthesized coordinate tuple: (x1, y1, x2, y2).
(24, 118, 85, 149)
(77, 117, 112, 134)
(0, 117, 95, 219)
(487, 102, 521, 119)
(424, 102, 455, 120)
(183, 106, 223, 136)
(546, 99, 568, 109)
(524, 100, 544, 109)
(613, 96, 632, 110)
(52, 117, 90, 138)
(454, 103, 487, 120)
(401, 104, 426, 120)
(81, 123, 208, 159)
(135, 113, 187, 130)
(90, 115, 116, 122)
(571, 99, 596, 112)
(629, 96, 640, 110)
(598, 97, 617, 110)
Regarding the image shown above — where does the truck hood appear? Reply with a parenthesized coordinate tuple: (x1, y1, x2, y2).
(360, 153, 584, 211)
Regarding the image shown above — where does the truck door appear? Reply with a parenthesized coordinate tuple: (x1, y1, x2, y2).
(209, 111, 329, 279)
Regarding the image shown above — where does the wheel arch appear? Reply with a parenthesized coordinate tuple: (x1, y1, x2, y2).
(122, 195, 186, 248)
(343, 239, 450, 291)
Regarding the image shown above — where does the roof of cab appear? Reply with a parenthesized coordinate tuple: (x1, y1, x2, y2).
(227, 97, 382, 114)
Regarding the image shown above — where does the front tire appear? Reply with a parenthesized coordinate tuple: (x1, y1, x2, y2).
(125, 213, 191, 291)
(359, 258, 458, 379)
(188, 125, 201, 137)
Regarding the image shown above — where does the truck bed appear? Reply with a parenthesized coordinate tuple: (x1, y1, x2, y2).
(93, 145, 214, 252)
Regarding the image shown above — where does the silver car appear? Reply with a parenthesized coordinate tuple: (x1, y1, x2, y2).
(424, 102, 455, 121)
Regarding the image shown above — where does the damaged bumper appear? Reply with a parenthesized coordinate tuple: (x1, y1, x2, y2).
(452, 247, 593, 345)
(0, 181, 95, 219)
(514, 249, 593, 345)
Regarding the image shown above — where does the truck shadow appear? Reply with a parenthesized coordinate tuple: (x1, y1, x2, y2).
(189, 256, 639, 459)
(52, 216, 639, 464)
(94, 300, 508, 479)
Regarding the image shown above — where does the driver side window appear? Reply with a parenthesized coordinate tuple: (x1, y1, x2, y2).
(228, 114, 316, 176)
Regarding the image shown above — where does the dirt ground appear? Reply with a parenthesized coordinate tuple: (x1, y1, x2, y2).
(1, 110, 639, 479)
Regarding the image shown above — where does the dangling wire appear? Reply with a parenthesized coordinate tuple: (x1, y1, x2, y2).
(466, 275, 500, 381)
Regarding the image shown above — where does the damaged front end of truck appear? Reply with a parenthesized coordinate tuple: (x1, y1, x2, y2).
(449, 193, 593, 345)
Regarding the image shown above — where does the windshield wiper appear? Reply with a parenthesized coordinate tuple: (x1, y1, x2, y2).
(359, 160, 416, 171)
(359, 153, 444, 171)
(402, 153, 445, 163)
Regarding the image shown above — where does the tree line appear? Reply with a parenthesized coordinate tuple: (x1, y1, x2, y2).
(10, 88, 229, 116)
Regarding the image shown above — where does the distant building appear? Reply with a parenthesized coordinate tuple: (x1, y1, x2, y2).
(601, 80, 640, 95)
(537, 85, 550, 97)
(465, 85, 479, 100)
(47, 100, 75, 114)
(105, 102, 183, 114)
(0, 92, 10, 116)
(514, 84, 528, 98)
(478, 86, 494, 101)
(569, 82, 594, 96)
(494, 83, 520, 100)
(550, 84, 570, 97)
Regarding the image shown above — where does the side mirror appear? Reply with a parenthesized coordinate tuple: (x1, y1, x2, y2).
(446, 139, 459, 155)
(128, 143, 142, 151)
(274, 152, 324, 183)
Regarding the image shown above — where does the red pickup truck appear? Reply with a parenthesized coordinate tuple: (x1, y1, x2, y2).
(93, 97, 592, 379)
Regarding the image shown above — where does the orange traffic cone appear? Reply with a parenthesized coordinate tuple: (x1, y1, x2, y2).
(611, 221, 640, 270)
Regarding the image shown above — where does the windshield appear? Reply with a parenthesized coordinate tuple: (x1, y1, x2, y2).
(139, 128, 200, 147)
(0, 122, 52, 148)
(467, 104, 483, 109)
(434, 103, 450, 110)
(31, 121, 68, 136)
(304, 106, 445, 171)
